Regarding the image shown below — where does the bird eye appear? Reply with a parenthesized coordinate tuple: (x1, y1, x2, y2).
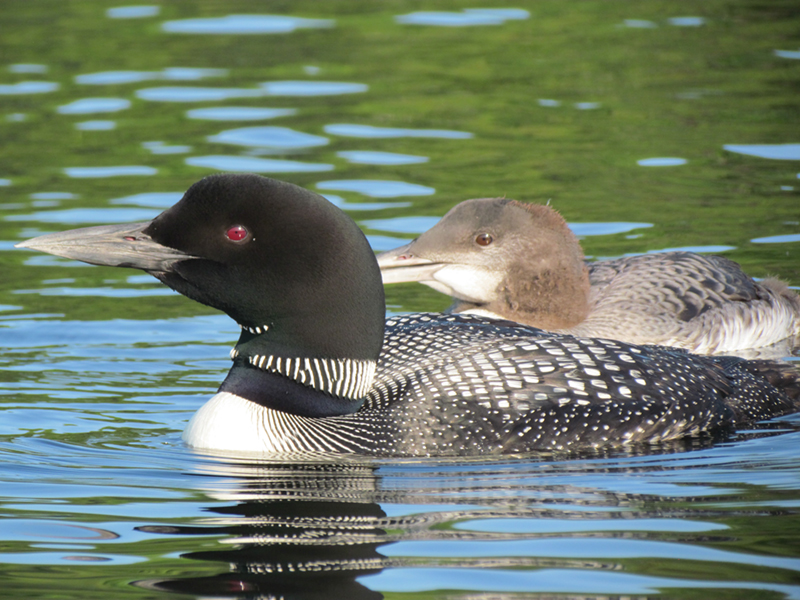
(475, 233, 493, 247)
(226, 225, 249, 242)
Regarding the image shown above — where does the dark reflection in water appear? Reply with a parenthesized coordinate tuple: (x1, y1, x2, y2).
(131, 428, 800, 599)
(136, 461, 388, 599)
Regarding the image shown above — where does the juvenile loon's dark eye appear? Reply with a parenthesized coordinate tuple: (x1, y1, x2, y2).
(226, 225, 249, 242)
(475, 233, 493, 247)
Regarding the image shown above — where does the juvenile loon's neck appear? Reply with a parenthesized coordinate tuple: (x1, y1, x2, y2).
(450, 266, 592, 330)
(221, 330, 375, 418)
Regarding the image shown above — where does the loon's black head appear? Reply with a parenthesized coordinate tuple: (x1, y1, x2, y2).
(16, 174, 386, 363)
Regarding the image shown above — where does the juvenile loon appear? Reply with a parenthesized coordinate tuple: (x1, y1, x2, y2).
(378, 198, 800, 358)
(15, 175, 800, 457)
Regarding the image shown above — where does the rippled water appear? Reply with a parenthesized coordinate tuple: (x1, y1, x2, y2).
(1, 1, 799, 598)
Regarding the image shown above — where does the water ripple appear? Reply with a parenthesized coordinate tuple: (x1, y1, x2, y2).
(0, 81, 59, 95)
(57, 98, 131, 114)
(106, 6, 160, 19)
(186, 106, 296, 121)
(7, 208, 159, 224)
(186, 155, 333, 173)
(337, 150, 428, 165)
(63, 166, 157, 178)
(75, 120, 116, 131)
(76, 68, 226, 85)
(325, 123, 472, 139)
(396, 9, 529, 27)
(8, 64, 48, 74)
(317, 180, 435, 198)
(260, 81, 367, 96)
(724, 143, 800, 160)
(135, 86, 264, 102)
(208, 126, 328, 149)
(637, 157, 688, 166)
(162, 15, 334, 35)
(109, 192, 184, 208)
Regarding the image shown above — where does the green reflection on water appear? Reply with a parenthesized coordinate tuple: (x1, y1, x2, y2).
(0, 1, 799, 596)
(1, 1, 798, 323)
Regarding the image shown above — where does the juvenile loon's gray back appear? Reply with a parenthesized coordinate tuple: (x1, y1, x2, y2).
(15, 176, 800, 457)
(378, 198, 800, 358)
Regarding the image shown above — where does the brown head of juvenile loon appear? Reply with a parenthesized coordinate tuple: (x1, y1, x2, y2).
(15, 175, 800, 457)
(378, 198, 800, 358)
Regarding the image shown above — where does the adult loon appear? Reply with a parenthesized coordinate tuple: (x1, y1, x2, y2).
(15, 175, 800, 456)
(378, 198, 800, 358)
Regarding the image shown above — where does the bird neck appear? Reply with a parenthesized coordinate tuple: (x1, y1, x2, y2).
(219, 329, 375, 418)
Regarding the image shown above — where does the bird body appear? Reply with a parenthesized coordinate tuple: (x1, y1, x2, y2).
(16, 176, 800, 457)
(378, 198, 800, 357)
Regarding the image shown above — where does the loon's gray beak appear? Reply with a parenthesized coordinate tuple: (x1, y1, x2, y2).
(376, 242, 443, 284)
(15, 222, 196, 272)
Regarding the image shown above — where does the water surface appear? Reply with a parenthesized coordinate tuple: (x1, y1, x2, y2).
(0, 1, 799, 598)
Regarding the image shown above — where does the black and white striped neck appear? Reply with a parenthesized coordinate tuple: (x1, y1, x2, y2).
(230, 346, 376, 401)
(220, 322, 378, 418)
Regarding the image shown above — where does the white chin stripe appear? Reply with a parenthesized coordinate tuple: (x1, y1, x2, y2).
(432, 265, 503, 303)
(241, 324, 270, 335)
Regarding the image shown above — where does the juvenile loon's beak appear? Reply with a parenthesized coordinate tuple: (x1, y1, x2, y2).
(376, 242, 444, 284)
(15, 222, 197, 272)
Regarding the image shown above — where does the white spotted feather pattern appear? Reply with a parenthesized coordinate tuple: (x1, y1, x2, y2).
(187, 313, 798, 456)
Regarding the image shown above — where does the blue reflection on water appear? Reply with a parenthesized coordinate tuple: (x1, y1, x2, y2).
(260, 81, 368, 96)
(57, 98, 131, 114)
(637, 157, 688, 166)
(455, 517, 727, 533)
(63, 166, 157, 178)
(186, 155, 334, 173)
(106, 6, 160, 19)
(7, 208, 159, 224)
(186, 106, 296, 121)
(142, 141, 192, 155)
(572, 222, 654, 236)
(361, 567, 799, 597)
(324, 194, 412, 211)
(109, 192, 184, 208)
(75, 120, 116, 131)
(325, 123, 472, 138)
(669, 16, 705, 27)
(8, 64, 48, 74)
(162, 15, 334, 35)
(76, 68, 226, 85)
(337, 150, 428, 165)
(752, 233, 800, 244)
(724, 144, 800, 160)
(136, 86, 263, 102)
(362, 216, 441, 233)
(208, 126, 328, 149)
(29, 192, 76, 200)
(623, 19, 658, 28)
(0, 81, 59, 95)
(396, 9, 529, 27)
(317, 180, 435, 198)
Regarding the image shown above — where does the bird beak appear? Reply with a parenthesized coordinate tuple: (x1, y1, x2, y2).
(376, 242, 443, 284)
(15, 222, 197, 272)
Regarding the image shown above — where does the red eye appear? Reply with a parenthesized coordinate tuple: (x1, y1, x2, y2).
(475, 233, 493, 246)
(226, 225, 248, 242)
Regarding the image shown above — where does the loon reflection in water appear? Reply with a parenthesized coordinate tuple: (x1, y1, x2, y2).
(15, 174, 800, 457)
